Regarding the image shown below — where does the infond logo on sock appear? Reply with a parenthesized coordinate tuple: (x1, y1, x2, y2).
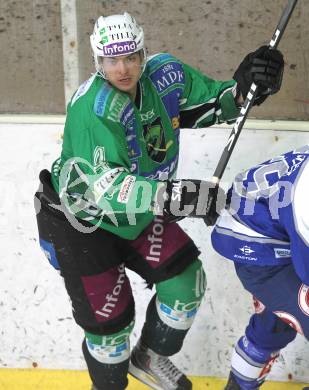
(103, 41, 137, 56)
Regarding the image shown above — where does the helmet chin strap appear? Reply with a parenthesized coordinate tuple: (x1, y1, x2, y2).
(93, 55, 106, 79)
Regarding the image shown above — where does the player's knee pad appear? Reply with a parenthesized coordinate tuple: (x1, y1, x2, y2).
(231, 335, 280, 389)
(85, 319, 134, 364)
(155, 259, 206, 330)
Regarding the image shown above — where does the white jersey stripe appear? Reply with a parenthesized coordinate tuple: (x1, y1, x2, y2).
(215, 209, 290, 245)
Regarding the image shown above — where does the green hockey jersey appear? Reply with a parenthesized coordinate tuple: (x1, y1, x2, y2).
(51, 53, 239, 239)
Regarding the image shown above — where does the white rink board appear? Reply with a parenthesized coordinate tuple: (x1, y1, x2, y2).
(0, 122, 308, 382)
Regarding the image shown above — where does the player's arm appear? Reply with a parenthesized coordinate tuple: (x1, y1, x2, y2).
(179, 63, 240, 127)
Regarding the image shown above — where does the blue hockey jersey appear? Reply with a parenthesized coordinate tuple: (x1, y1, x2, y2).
(211, 145, 309, 285)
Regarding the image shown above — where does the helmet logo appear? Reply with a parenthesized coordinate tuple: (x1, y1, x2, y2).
(99, 27, 109, 44)
(103, 41, 137, 56)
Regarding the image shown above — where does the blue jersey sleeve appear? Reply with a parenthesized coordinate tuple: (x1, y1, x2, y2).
(283, 159, 309, 285)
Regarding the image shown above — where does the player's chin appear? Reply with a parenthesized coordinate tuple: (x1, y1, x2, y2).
(116, 81, 138, 94)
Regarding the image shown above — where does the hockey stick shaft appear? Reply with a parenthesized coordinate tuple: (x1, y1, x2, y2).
(212, 0, 298, 183)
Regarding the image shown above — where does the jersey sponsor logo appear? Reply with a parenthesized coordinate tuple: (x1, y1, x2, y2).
(274, 311, 304, 335)
(143, 117, 173, 163)
(94, 83, 113, 117)
(172, 116, 180, 129)
(122, 106, 135, 126)
(140, 109, 155, 122)
(125, 121, 142, 161)
(149, 59, 185, 94)
(96, 264, 126, 318)
(146, 215, 165, 262)
(93, 168, 124, 202)
(162, 63, 175, 73)
(145, 155, 178, 180)
(155, 69, 185, 93)
(123, 103, 142, 161)
(274, 248, 291, 259)
(108, 93, 131, 122)
(103, 41, 137, 56)
(130, 160, 139, 174)
(234, 245, 257, 261)
(128, 146, 139, 158)
(117, 175, 136, 204)
(239, 245, 255, 255)
(298, 283, 309, 316)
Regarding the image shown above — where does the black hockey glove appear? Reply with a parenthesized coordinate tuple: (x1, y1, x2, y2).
(233, 45, 284, 106)
(158, 179, 226, 226)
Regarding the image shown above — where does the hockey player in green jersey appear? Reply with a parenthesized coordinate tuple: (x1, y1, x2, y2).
(34, 12, 284, 390)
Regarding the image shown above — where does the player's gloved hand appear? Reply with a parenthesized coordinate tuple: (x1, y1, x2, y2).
(203, 184, 223, 226)
(157, 179, 226, 226)
(233, 45, 284, 106)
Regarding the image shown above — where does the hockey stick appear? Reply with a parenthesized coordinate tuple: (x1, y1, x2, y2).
(212, 0, 298, 184)
(203, 0, 298, 225)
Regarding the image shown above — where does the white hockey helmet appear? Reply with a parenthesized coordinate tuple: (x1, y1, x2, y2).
(90, 12, 146, 78)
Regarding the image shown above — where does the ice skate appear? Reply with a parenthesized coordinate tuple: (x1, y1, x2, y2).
(129, 339, 192, 390)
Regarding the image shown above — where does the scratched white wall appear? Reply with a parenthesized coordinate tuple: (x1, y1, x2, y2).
(1, 121, 309, 383)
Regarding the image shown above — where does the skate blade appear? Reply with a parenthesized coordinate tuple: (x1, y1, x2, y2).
(128, 362, 164, 390)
